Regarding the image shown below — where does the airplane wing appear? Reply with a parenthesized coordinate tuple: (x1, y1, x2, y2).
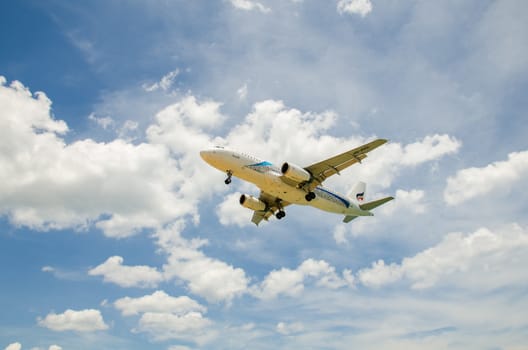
(251, 191, 290, 226)
(304, 139, 387, 188)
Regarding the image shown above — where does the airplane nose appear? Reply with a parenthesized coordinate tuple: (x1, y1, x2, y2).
(200, 150, 211, 161)
(200, 149, 218, 164)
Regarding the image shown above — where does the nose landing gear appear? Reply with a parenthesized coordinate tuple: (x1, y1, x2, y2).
(276, 210, 286, 219)
(225, 170, 233, 185)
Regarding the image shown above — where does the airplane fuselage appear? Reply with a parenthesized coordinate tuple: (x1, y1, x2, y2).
(200, 147, 373, 218)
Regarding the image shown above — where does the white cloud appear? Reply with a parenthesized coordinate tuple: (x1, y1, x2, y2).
(276, 321, 304, 335)
(0, 78, 223, 238)
(343, 134, 460, 191)
(400, 134, 461, 166)
(114, 290, 206, 316)
(444, 150, 528, 205)
(380, 189, 427, 215)
(4, 343, 21, 350)
(143, 69, 179, 92)
(333, 224, 348, 245)
(357, 224, 528, 290)
(337, 0, 372, 17)
(0, 79, 185, 237)
(252, 259, 345, 299)
(88, 256, 163, 288)
(12, 343, 62, 350)
(134, 312, 214, 343)
(88, 113, 115, 130)
(237, 83, 248, 100)
(357, 259, 403, 288)
(230, 0, 271, 13)
(159, 223, 249, 303)
(168, 346, 191, 350)
(115, 290, 214, 345)
(37, 309, 109, 332)
(41, 265, 83, 281)
(216, 192, 253, 227)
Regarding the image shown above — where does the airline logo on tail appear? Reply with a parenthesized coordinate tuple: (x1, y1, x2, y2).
(356, 192, 364, 202)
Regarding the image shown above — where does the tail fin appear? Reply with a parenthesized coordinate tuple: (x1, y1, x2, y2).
(348, 181, 366, 203)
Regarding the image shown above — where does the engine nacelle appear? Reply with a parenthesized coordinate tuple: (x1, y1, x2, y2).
(239, 194, 266, 211)
(281, 162, 311, 183)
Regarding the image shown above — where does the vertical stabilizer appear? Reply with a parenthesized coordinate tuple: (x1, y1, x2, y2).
(348, 181, 366, 203)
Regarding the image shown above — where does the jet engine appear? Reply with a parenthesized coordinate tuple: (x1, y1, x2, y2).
(281, 162, 311, 183)
(239, 194, 266, 211)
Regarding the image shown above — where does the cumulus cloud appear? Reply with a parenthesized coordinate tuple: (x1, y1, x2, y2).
(4, 343, 21, 350)
(37, 309, 109, 332)
(135, 312, 214, 343)
(444, 150, 528, 205)
(400, 134, 461, 166)
(380, 189, 427, 215)
(357, 259, 403, 288)
(88, 256, 163, 288)
(158, 222, 249, 303)
(0, 78, 198, 237)
(337, 0, 373, 17)
(0, 78, 231, 237)
(114, 290, 206, 316)
(114, 289, 214, 345)
(252, 259, 346, 299)
(4, 344, 61, 350)
(357, 224, 528, 290)
(216, 192, 253, 227)
(229, 0, 271, 13)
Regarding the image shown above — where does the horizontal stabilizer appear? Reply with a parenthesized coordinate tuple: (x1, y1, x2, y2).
(343, 215, 358, 223)
(359, 196, 394, 211)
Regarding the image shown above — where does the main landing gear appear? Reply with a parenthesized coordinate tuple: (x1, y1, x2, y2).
(305, 191, 316, 202)
(224, 170, 233, 185)
(275, 200, 286, 220)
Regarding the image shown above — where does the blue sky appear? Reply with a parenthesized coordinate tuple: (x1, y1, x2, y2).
(1, 1, 527, 349)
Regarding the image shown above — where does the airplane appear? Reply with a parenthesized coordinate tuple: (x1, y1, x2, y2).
(200, 139, 394, 226)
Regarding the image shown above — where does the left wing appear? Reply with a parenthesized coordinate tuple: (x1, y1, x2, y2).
(251, 191, 290, 226)
(304, 139, 387, 188)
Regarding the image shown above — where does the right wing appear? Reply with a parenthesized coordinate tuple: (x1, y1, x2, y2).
(251, 191, 290, 226)
(304, 139, 387, 189)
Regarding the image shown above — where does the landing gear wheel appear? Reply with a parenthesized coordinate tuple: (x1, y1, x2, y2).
(276, 210, 286, 219)
(305, 191, 316, 201)
(224, 170, 233, 185)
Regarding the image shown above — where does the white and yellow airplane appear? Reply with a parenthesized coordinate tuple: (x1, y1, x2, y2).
(200, 139, 394, 225)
